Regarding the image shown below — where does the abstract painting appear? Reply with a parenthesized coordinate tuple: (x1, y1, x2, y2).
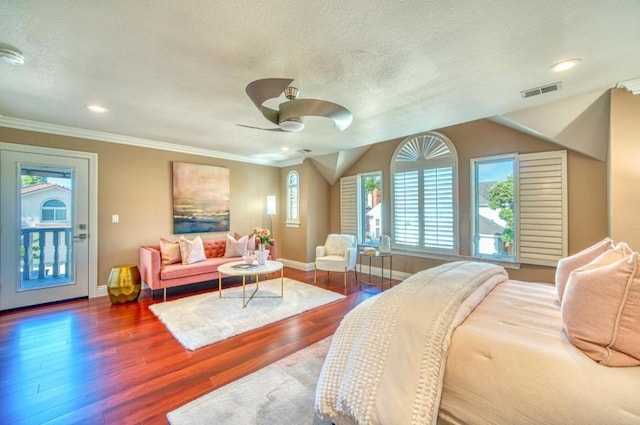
(172, 162, 230, 234)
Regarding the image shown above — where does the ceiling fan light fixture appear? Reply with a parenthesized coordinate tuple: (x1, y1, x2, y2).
(279, 118, 304, 132)
(284, 86, 299, 100)
(0, 48, 25, 66)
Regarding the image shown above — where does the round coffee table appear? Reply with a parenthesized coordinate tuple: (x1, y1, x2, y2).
(217, 260, 284, 308)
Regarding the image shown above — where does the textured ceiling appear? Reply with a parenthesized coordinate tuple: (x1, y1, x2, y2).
(1, 0, 639, 170)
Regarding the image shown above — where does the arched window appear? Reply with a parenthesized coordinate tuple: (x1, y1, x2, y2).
(41, 199, 68, 222)
(390, 131, 458, 254)
(286, 170, 300, 227)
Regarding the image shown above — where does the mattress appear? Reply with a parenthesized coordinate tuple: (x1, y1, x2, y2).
(438, 279, 640, 424)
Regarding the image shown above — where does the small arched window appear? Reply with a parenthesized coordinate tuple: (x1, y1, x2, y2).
(286, 170, 300, 227)
(390, 131, 458, 254)
(41, 199, 68, 222)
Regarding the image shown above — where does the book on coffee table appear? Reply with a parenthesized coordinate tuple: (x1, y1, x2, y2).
(231, 263, 259, 270)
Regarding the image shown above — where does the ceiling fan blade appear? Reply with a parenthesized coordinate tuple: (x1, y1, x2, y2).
(279, 98, 353, 131)
(236, 123, 284, 132)
(245, 78, 294, 110)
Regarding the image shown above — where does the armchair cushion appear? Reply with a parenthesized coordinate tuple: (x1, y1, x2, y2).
(315, 234, 358, 272)
(324, 234, 355, 256)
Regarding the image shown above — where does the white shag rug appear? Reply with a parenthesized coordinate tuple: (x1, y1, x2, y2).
(149, 278, 344, 350)
(167, 337, 334, 425)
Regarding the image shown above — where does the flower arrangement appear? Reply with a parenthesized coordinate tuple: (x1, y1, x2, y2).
(252, 227, 273, 246)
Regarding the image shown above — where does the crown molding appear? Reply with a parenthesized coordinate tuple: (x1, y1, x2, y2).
(616, 77, 640, 95)
(0, 116, 280, 166)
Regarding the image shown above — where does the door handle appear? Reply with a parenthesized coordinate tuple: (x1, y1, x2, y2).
(73, 233, 87, 240)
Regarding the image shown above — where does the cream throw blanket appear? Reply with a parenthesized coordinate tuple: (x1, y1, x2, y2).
(315, 261, 508, 425)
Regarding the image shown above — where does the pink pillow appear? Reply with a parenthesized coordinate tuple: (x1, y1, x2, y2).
(160, 238, 181, 265)
(555, 238, 614, 302)
(561, 248, 640, 366)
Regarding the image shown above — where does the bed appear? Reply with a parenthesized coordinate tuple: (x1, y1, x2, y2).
(315, 261, 640, 425)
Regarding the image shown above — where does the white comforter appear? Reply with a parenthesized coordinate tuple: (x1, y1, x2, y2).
(315, 261, 508, 425)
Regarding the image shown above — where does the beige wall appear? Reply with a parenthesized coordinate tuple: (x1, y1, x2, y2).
(279, 160, 331, 264)
(0, 127, 281, 287)
(610, 88, 640, 249)
(1, 105, 616, 288)
(331, 118, 609, 283)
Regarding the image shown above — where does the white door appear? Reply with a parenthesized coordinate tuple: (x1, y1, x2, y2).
(0, 143, 96, 310)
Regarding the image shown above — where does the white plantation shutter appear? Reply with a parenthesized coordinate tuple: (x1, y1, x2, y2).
(340, 175, 357, 236)
(391, 131, 458, 254)
(517, 150, 567, 266)
(423, 167, 454, 250)
(393, 170, 420, 246)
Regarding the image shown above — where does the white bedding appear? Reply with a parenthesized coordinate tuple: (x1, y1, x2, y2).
(439, 279, 640, 424)
(315, 261, 508, 425)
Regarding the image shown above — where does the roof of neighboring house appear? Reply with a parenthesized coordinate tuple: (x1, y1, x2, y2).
(479, 215, 506, 235)
(21, 183, 70, 195)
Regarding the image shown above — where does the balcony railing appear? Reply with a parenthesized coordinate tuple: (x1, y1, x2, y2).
(21, 227, 72, 281)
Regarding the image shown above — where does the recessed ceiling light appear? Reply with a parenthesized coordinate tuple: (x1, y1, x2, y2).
(86, 104, 108, 113)
(0, 48, 24, 66)
(280, 146, 290, 152)
(550, 58, 581, 72)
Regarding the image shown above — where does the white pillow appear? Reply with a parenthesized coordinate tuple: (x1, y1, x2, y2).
(224, 234, 248, 257)
(177, 236, 206, 265)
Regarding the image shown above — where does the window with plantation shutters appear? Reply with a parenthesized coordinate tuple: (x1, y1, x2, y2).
(286, 171, 300, 227)
(470, 150, 567, 266)
(391, 132, 458, 254)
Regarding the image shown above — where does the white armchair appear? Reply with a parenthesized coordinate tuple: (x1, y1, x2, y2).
(314, 234, 358, 288)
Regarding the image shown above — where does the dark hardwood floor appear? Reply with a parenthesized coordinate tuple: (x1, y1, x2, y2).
(0, 268, 391, 425)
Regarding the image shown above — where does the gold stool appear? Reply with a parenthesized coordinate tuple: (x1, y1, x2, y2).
(107, 265, 141, 304)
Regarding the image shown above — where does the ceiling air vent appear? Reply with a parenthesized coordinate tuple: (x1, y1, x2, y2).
(297, 148, 312, 154)
(521, 82, 562, 98)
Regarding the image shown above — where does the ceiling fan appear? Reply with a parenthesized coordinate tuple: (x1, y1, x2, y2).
(242, 78, 353, 132)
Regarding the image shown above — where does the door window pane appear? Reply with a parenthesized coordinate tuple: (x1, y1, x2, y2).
(20, 167, 74, 289)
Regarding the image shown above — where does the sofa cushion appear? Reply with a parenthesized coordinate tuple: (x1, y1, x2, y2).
(160, 238, 181, 265)
(160, 257, 235, 280)
(178, 236, 206, 265)
(224, 233, 248, 257)
(203, 239, 227, 258)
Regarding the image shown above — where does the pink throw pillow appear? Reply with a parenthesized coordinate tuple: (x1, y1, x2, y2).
(160, 238, 181, 265)
(561, 249, 640, 366)
(555, 237, 614, 302)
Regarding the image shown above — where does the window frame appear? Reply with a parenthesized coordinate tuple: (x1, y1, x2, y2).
(358, 171, 383, 247)
(390, 131, 459, 256)
(41, 198, 68, 223)
(470, 154, 517, 262)
(286, 170, 300, 228)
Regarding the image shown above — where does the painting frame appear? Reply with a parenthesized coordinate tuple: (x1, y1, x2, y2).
(172, 162, 230, 234)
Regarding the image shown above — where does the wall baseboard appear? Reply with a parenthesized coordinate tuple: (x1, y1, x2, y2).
(91, 260, 412, 299)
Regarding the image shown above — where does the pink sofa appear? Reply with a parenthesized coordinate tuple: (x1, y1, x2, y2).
(139, 238, 276, 301)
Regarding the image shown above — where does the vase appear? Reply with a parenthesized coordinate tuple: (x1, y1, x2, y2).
(107, 264, 141, 304)
(379, 234, 391, 253)
(255, 249, 269, 265)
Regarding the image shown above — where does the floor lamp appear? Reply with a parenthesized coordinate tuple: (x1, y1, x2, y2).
(266, 195, 276, 231)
